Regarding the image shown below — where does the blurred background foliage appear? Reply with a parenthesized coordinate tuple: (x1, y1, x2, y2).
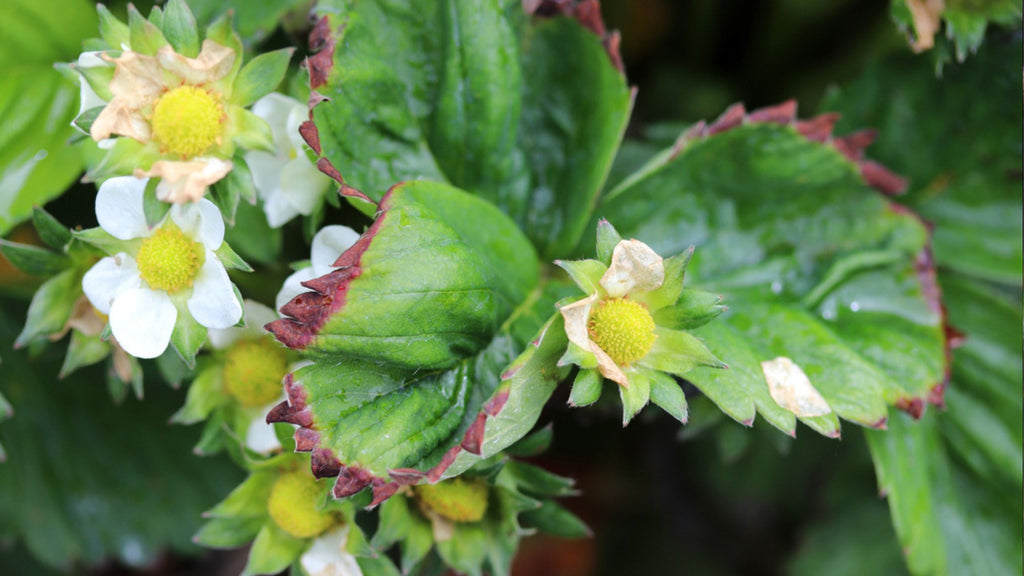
(0, 0, 1020, 575)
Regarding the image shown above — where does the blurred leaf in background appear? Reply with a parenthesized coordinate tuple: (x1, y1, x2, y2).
(824, 27, 1022, 576)
(0, 299, 242, 570)
(0, 0, 95, 235)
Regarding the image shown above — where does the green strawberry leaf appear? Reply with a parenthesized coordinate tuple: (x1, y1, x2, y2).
(596, 105, 947, 437)
(268, 180, 538, 372)
(302, 0, 631, 257)
(822, 36, 1022, 284)
(0, 0, 95, 236)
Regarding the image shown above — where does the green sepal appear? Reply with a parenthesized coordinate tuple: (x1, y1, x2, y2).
(85, 137, 161, 182)
(209, 176, 241, 226)
(595, 219, 623, 264)
(193, 411, 230, 455)
(97, 4, 130, 49)
(228, 159, 258, 206)
(215, 241, 253, 272)
(639, 326, 726, 376)
(194, 515, 267, 549)
(500, 461, 577, 498)
(170, 366, 225, 425)
(637, 248, 693, 311)
(653, 290, 727, 330)
(76, 61, 114, 102)
(357, 556, 403, 576)
(59, 330, 110, 379)
(72, 227, 139, 256)
(156, 346, 194, 387)
(554, 258, 606, 295)
(31, 207, 72, 251)
(232, 48, 295, 108)
(105, 354, 143, 403)
(170, 298, 207, 368)
(15, 268, 78, 347)
(0, 239, 69, 275)
(435, 522, 489, 576)
(160, 0, 200, 58)
(205, 13, 244, 88)
(143, 178, 171, 229)
(147, 5, 164, 28)
(127, 4, 169, 55)
(204, 469, 277, 519)
(568, 368, 602, 408)
(228, 107, 275, 153)
(557, 340, 597, 369)
(518, 500, 590, 539)
(374, 495, 434, 572)
(648, 370, 688, 423)
(242, 522, 307, 576)
(505, 425, 553, 458)
(619, 369, 652, 425)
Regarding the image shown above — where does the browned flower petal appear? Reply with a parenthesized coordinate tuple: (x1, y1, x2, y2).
(139, 157, 233, 203)
(600, 239, 664, 297)
(156, 39, 235, 86)
(91, 52, 165, 142)
(558, 294, 629, 387)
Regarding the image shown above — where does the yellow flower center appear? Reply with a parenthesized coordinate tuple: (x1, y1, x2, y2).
(267, 471, 336, 539)
(588, 297, 657, 366)
(151, 85, 224, 158)
(414, 477, 489, 523)
(135, 225, 204, 293)
(222, 339, 289, 407)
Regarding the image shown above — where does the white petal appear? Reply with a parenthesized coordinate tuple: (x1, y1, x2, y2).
(170, 198, 225, 249)
(275, 268, 316, 312)
(311, 225, 360, 275)
(600, 239, 665, 298)
(281, 158, 330, 215)
(285, 102, 309, 152)
(245, 399, 284, 454)
(82, 254, 142, 315)
(262, 186, 301, 228)
(109, 288, 176, 359)
(301, 526, 363, 576)
(96, 176, 150, 240)
(251, 93, 299, 147)
(246, 150, 288, 196)
(187, 255, 243, 329)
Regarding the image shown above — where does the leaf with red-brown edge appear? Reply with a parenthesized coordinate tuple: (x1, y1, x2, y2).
(267, 180, 538, 373)
(267, 322, 571, 507)
(593, 104, 947, 436)
(300, 0, 632, 258)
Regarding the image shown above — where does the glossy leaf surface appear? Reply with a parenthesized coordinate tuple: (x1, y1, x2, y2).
(304, 0, 632, 257)
(597, 115, 946, 437)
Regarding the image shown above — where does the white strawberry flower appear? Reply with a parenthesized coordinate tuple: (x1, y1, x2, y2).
(82, 176, 243, 359)
(245, 93, 333, 228)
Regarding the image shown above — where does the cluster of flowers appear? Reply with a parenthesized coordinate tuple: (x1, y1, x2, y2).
(66, 3, 365, 574)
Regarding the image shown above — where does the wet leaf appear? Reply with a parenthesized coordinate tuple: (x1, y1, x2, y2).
(597, 110, 946, 437)
(305, 0, 631, 257)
